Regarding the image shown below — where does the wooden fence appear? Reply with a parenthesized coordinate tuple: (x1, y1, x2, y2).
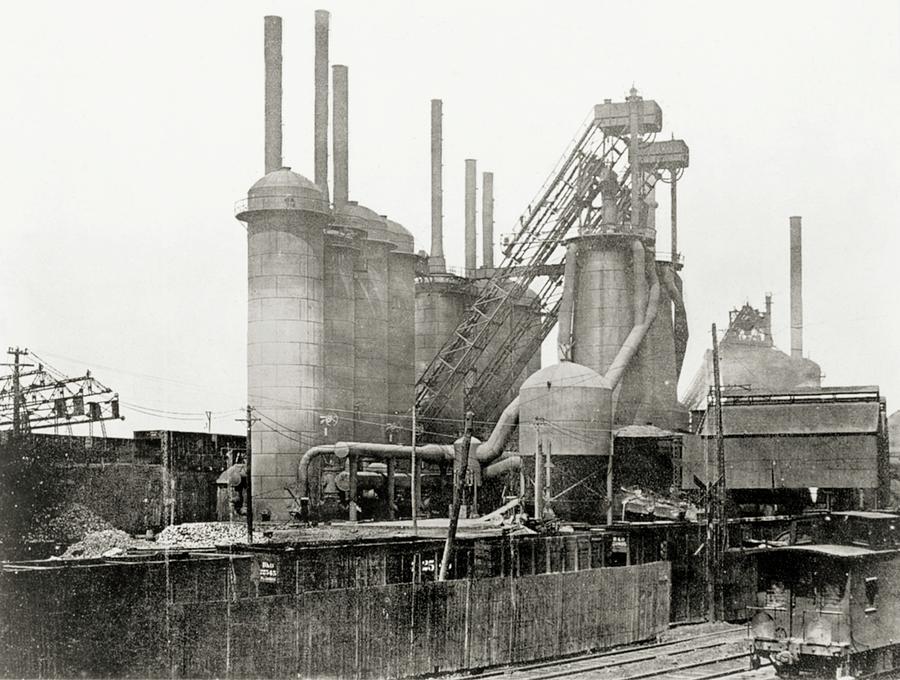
(1, 559, 669, 679)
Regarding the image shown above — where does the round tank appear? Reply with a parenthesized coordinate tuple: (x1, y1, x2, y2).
(385, 219, 416, 444)
(519, 361, 611, 457)
(322, 223, 363, 443)
(519, 361, 612, 523)
(414, 275, 474, 437)
(236, 167, 329, 519)
(570, 235, 635, 376)
(336, 201, 394, 442)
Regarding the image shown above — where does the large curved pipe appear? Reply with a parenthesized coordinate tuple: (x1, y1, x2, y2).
(662, 266, 689, 375)
(297, 445, 336, 500)
(604, 243, 661, 389)
(475, 396, 519, 463)
(631, 240, 648, 325)
(484, 455, 522, 479)
(557, 241, 580, 361)
(298, 442, 454, 498)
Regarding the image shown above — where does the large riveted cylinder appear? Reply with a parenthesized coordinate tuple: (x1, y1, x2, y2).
(518, 362, 612, 522)
(322, 226, 362, 442)
(237, 168, 329, 518)
(571, 236, 636, 376)
(386, 219, 416, 444)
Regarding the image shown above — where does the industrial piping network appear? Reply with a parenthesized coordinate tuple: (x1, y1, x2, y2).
(299, 234, 662, 508)
(298, 397, 521, 500)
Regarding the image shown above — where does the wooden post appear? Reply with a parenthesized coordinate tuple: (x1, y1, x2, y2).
(386, 456, 395, 520)
(349, 453, 358, 522)
(438, 412, 473, 581)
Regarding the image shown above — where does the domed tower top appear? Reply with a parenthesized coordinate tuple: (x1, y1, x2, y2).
(235, 167, 329, 221)
(385, 219, 415, 254)
(333, 200, 394, 246)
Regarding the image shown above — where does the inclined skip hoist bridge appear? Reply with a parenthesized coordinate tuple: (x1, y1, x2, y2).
(414, 89, 689, 429)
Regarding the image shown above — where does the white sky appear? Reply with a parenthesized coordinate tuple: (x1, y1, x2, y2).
(2, 1, 898, 438)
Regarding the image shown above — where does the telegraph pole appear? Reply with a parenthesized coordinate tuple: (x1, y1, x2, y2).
(3, 347, 33, 437)
(411, 404, 418, 533)
(710, 324, 727, 621)
(236, 405, 258, 543)
(438, 411, 473, 581)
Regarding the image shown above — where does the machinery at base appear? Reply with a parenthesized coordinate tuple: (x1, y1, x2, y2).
(750, 511, 900, 678)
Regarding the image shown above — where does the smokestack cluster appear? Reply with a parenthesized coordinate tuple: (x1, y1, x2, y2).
(263, 16, 283, 174)
(790, 216, 803, 359)
(314, 10, 330, 199)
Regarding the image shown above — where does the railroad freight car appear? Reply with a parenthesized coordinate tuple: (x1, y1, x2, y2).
(749, 511, 900, 678)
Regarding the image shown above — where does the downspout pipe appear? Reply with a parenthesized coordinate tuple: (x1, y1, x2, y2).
(475, 396, 519, 463)
(557, 241, 580, 362)
(662, 265, 689, 376)
(604, 241, 661, 389)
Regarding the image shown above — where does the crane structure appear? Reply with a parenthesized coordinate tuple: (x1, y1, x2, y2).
(415, 90, 689, 428)
(0, 347, 122, 436)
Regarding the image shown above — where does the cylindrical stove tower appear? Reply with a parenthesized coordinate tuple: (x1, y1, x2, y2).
(386, 219, 416, 444)
(236, 168, 329, 518)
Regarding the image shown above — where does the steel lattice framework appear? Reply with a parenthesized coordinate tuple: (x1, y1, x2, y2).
(415, 101, 689, 428)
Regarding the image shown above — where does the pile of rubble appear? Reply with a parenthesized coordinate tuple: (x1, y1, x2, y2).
(156, 522, 268, 548)
(61, 529, 136, 559)
(26, 503, 116, 544)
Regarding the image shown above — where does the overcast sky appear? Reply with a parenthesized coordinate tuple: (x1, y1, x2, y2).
(2, 1, 898, 438)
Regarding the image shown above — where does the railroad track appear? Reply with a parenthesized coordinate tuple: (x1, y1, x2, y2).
(470, 629, 762, 680)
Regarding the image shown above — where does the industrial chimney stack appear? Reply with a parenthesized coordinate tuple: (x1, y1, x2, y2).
(790, 216, 803, 359)
(314, 10, 330, 200)
(429, 99, 446, 272)
(333, 64, 349, 207)
(263, 16, 282, 174)
(482, 171, 494, 270)
(465, 159, 477, 275)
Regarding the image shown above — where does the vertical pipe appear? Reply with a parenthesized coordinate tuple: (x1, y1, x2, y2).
(430, 100, 446, 272)
(386, 456, 396, 519)
(627, 87, 642, 231)
(314, 10, 330, 200)
(333, 65, 349, 208)
(482, 171, 494, 269)
(534, 438, 543, 520)
(764, 293, 773, 343)
(790, 216, 803, 359)
(670, 172, 678, 260)
(465, 159, 477, 275)
(348, 453, 358, 522)
(263, 16, 283, 174)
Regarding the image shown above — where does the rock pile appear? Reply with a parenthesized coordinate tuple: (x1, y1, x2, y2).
(27, 503, 115, 543)
(156, 522, 267, 548)
(61, 529, 135, 559)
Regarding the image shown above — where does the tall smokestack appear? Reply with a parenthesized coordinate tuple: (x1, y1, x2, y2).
(333, 65, 349, 208)
(764, 292, 773, 343)
(482, 171, 494, 269)
(314, 10, 330, 200)
(429, 100, 445, 272)
(790, 216, 803, 359)
(263, 16, 282, 174)
(465, 159, 477, 275)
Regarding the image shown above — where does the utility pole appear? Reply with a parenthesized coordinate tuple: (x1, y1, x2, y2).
(411, 404, 417, 533)
(533, 417, 545, 521)
(206, 410, 212, 433)
(710, 324, 727, 621)
(236, 405, 258, 543)
(3, 347, 32, 437)
(438, 411, 473, 581)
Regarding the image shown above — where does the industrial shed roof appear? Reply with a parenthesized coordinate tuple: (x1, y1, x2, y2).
(700, 401, 880, 437)
(774, 544, 898, 559)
